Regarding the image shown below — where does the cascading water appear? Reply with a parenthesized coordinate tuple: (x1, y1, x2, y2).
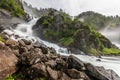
(3, 17, 120, 77)
(3, 0, 120, 77)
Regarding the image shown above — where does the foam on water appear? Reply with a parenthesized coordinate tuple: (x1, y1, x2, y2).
(3, 18, 120, 77)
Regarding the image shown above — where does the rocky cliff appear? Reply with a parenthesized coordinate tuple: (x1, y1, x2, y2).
(32, 10, 119, 55)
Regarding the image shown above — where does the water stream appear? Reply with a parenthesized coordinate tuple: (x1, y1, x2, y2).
(3, 18, 120, 77)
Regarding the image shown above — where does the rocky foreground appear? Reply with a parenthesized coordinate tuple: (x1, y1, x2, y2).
(0, 33, 119, 80)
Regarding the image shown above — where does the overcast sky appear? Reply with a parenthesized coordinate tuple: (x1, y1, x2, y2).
(23, 0, 120, 16)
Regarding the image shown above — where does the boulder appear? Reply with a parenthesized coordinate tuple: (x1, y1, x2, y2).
(68, 55, 85, 71)
(30, 63, 47, 78)
(0, 42, 18, 79)
(85, 63, 120, 80)
(67, 69, 89, 79)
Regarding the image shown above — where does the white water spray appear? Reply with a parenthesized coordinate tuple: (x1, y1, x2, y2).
(3, 18, 120, 77)
(100, 27, 120, 48)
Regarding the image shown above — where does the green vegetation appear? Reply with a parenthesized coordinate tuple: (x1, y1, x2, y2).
(0, 35, 5, 42)
(34, 10, 120, 55)
(88, 48, 99, 54)
(40, 77, 46, 80)
(0, 0, 26, 17)
(6, 73, 25, 80)
(103, 48, 120, 55)
(60, 37, 74, 46)
(77, 11, 120, 30)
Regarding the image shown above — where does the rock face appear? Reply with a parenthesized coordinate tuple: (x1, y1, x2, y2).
(0, 36, 119, 80)
(32, 10, 117, 55)
(0, 41, 18, 80)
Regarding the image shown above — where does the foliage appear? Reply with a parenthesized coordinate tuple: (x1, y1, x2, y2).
(36, 10, 119, 55)
(103, 48, 120, 55)
(0, 0, 26, 17)
(88, 48, 98, 54)
(0, 35, 5, 42)
(6, 73, 25, 80)
(40, 77, 46, 80)
(60, 37, 74, 46)
(77, 11, 120, 30)
(43, 16, 54, 26)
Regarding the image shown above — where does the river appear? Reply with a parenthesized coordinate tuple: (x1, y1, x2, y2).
(3, 0, 120, 77)
(3, 17, 120, 77)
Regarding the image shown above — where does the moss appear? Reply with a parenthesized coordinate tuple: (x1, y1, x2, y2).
(0, 35, 5, 42)
(43, 16, 54, 26)
(0, 0, 26, 17)
(6, 73, 25, 80)
(40, 77, 46, 80)
(103, 48, 120, 55)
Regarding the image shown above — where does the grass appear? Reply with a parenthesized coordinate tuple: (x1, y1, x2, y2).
(0, 35, 5, 42)
(0, 0, 26, 17)
(6, 73, 25, 80)
(103, 48, 120, 55)
(60, 37, 74, 46)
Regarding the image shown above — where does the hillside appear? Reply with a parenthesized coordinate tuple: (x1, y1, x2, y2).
(77, 11, 120, 30)
(32, 10, 120, 55)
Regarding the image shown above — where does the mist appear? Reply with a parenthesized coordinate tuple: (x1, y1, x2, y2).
(23, 0, 120, 16)
(100, 27, 120, 48)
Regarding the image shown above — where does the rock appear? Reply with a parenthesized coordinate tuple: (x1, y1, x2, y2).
(96, 59, 101, 61)
(67, 69, 89, 79)
(68, 55, 85, 71)
(18, 39, 26, 47)
(5, 39, 18, 46)
(55, 58, 67, 71)
(21, 39, 32, 45)
(106, 69, 120, 80)
(0, 42, 18, 79)
(58, 72, 71, 80)
(47, 66, 58, 80)
(20, 48, 45, 65)
(85, 63, 120, 80)
(30, 63, 47, 78)
(45, 60, 57, 68)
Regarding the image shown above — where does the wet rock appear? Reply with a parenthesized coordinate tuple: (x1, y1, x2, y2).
(96, 59, 101, 61)
(68, 55, 85, 71)
(18, 39, 26, 47)
(85, 63, 120, 80)
(21, 39, 32, 45)
(106, 69, 120, 80)
(0, 42, 18, 79)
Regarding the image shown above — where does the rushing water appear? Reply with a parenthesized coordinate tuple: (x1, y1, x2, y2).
(3, 18, 120, 77)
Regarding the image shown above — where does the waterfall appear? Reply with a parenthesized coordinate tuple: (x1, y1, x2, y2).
(3, 18, 120, 77)
(3, 0, 120, 77)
